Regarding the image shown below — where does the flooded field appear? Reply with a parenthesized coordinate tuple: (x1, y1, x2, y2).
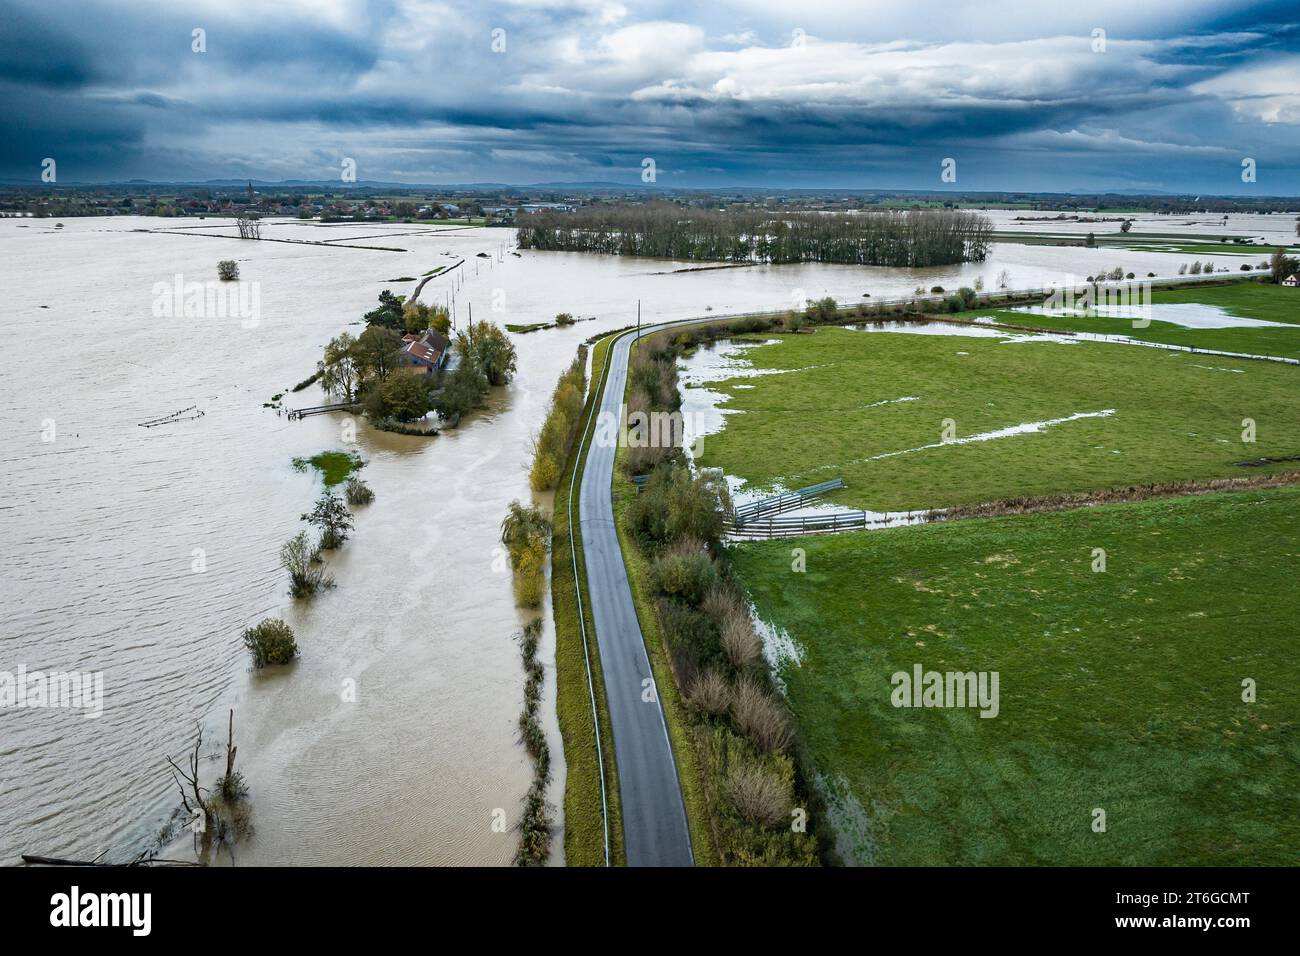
(0, 216, 1202, 865)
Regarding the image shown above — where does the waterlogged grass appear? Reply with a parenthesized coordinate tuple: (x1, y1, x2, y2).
(975, 282, 1300, 359)
(730, 486, 1300, 865)
(693, 325, 1300, 511)
(552, 334, 626, 866)
(291, 450, 364, 487)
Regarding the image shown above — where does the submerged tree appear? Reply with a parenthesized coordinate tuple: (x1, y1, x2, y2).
(301, 491, 354, 549)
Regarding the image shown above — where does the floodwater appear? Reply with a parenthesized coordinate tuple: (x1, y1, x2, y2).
(0, 215, 1200, 866)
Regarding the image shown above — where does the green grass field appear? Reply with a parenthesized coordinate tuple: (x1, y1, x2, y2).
(975, 282, 1300, 359)
(692, 322, 1300, 512)
(729, 487, 1300, 865)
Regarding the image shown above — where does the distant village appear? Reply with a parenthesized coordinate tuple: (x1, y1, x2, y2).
(0, 181, 582, 222)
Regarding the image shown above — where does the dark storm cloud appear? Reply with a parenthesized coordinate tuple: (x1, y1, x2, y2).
(2, 0, 1296, 190)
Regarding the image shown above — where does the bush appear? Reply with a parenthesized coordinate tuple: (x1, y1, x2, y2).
(555, 312, 575, 326)
(280, 531, 333, 598)
(726, 759, 793, 828)
(656, 596, 721, 665)
(627, 463, 731, 551)
(688, 669, 732, 717)
(501, 501, 552, 608)
(242, 618, 298, 667)
(344, 476, 374, 505)
(217, 260, 239, 281)
(720, 612, 763, 670)
(732, 677, 793, 754)
(512, 538, 547, 607)
(651, 538, 717, 605)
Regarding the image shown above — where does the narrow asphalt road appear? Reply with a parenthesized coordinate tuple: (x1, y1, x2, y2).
(579, 325, 694, 867)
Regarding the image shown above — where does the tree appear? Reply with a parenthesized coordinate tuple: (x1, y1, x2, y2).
(217, 260, 239, 281)
(364, 289, 406, 330)
(435, 359, 488, 427)
(1085, 232, 1096, 247)
(1269, 248, 1299, 283)
(301, 491, 354, 549)
(1120, 220, 1132, 233)
(354, 325, 403, 383)
(501, 501, 552, 608)
(236, 215, 260, 239)
(403, 300, 451, 336)
(370, 371, 432, 422)
(319, 332, 359, 401)
(462, 322, 518, 386)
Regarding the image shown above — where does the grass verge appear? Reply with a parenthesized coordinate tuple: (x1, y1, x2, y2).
(552, 334, 625, 865)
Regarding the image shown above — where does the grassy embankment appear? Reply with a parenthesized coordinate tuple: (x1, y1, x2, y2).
(729, 486, 1300, 865)
(973, 281, 1300, 359)
(693, 322, 1300, 513)
(551, 334, 625, 865)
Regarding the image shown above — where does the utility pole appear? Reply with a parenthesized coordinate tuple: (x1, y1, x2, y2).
(637, 298, 641, 338)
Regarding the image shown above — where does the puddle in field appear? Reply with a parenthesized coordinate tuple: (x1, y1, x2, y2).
(848, 320, 1078, 344)
(816, 772, 878, 867)
(678, 338, 802, 465)
(1012, 301, 1297, 329)
(746, 609, 805, 695)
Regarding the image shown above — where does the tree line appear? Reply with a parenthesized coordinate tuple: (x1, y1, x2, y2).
(516, 202, 993, 266)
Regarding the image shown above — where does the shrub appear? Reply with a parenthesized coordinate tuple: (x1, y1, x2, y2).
(656, 596, 721, 665)
(726, 759, 793, 828)
(720, 612, 763, 670)
(702, 584, 744, 623)
(242, 618, 298, 667)
(732, 677, 793, 754)
(217, 259, 239, 281)
(344, 476, 374, 505)
(688, 669, 732, 717)
(555, 312, 575, 326)
(627, 463, 731, 551)
(512, 538, 547, 607)
(501, 501, 551, 608)
(651, 538, 717, 605)
(280, 531, 333, 598)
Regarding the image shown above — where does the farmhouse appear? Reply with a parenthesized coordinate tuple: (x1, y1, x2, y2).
(1282, 274, 1299, 287)
(398, 330, 449, 375)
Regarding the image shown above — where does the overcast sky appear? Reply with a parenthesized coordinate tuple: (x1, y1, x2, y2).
(4, 0, 1299, 192)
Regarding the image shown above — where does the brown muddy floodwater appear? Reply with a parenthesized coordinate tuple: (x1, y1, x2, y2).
(0, 216, 1195, 865)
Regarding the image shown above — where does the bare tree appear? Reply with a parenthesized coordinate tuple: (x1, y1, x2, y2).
(236, 215, 261, 240)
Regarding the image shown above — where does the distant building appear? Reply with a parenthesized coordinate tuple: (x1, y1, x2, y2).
(1282, 274, 1300, 287)
(397, 330, 449, 374)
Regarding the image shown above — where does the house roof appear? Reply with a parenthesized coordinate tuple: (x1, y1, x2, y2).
(401, 330, 449, 365)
